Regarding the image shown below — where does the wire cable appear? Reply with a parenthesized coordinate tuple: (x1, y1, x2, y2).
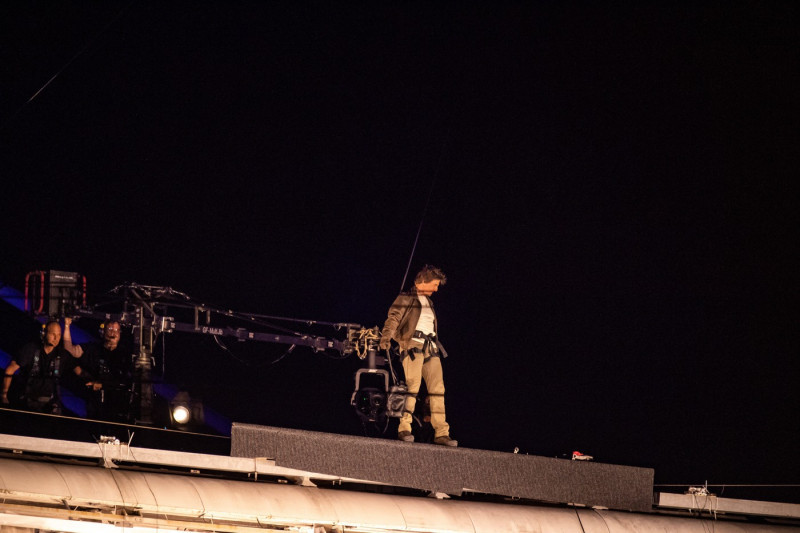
(399, 125, 451, 291)
(1, 0, 136, 132)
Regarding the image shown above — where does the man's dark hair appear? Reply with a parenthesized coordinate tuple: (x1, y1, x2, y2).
(414, 265, 447, 285)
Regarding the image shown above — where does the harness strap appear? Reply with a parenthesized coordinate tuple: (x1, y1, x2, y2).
(412, 330, 448, 359)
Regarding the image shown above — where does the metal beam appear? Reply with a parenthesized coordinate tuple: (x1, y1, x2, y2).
(655, 491, 800, 520)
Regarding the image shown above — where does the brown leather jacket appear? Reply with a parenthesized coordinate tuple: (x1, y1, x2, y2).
(380, 291, 438, 351)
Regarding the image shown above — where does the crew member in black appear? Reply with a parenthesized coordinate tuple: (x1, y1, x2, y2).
(63, 317, 134, 422)
(2, 320, 69, 413)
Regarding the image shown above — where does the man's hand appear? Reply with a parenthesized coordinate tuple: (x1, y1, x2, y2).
(86, 381, 103, 391)
(379, 336, 391, 351)
(64, 317, 72, 327)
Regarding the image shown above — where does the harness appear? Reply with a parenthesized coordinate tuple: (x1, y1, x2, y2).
(411, 330, 436, 361)
(29, 349, 60, 380)
(407, 330, 449, 361)
(26, 348, 61, 406)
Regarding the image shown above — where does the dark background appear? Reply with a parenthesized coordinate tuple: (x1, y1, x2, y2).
(1, 2, 797, 502)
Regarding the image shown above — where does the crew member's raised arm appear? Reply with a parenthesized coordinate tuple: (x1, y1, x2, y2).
(62, 317, 84, 358)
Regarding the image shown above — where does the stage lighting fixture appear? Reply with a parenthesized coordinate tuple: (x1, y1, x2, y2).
(169, 391, 204, 429)
(172, 404, 191, 424)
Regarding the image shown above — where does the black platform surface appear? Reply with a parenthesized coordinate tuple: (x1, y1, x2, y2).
(231, 423, 654, 512)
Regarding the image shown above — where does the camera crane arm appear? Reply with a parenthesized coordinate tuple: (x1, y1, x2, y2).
(74, 283, 361, 355)
(166, 321, 350, 353)
(72, 307, 353, 354)
(68, 283, 363, 424)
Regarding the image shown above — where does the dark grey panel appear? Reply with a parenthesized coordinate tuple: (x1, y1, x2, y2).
(230, 423, 654, 512)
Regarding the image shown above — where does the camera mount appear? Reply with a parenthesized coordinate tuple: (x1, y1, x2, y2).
(348, 327, 407, 426)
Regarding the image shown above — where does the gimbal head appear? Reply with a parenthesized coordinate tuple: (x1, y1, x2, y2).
(349, 326, 407, 425)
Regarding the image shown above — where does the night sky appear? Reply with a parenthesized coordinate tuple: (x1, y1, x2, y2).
(1, 2, 798, 502)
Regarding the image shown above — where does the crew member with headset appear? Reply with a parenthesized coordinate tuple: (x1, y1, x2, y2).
(379, 264, 457, 446)
(2, 320, 70, 413)
(62, 317, 135, 422)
